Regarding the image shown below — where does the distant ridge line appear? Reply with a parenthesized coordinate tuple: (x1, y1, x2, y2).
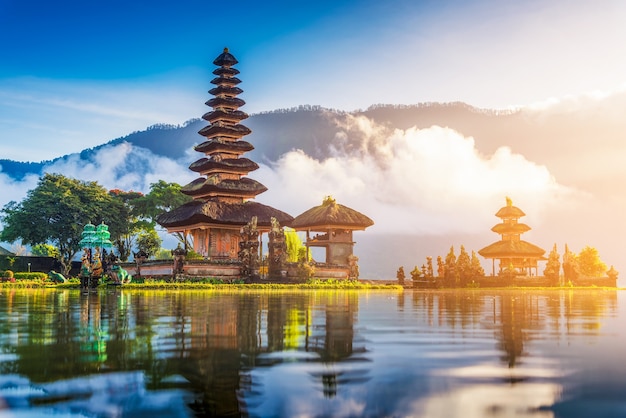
(252, 102, 520, 117)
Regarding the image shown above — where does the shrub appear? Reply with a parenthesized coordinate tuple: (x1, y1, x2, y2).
(3, 270, 14, 278)
(14, 272, 47, 281)
(466, 280, 480, 288)
(186, 249, 204, 260)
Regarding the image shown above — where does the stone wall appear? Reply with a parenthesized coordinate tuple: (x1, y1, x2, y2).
(0, 256, 57, 273)
(120, 260, 242, 280)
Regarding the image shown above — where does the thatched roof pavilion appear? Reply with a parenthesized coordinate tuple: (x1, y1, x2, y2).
(290, 196, 373, 268)
(478, 197, 545, 276)
(290, 197, 374, 231)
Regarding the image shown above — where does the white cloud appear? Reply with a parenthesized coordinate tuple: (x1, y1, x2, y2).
(256, 115, 581, 235)
(43, 142, 196, 193)
(0, 169, 39, 213)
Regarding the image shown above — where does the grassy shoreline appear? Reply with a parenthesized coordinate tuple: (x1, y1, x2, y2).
(0, 278, 404, 290)
(0, 278, 621, 291)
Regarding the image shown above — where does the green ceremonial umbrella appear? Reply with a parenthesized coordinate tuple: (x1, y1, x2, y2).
(79, 222, 113, 249)
(94, 222, 113, 249)
(79, 222, 96, 248)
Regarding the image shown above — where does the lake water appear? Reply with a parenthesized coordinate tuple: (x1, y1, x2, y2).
(0, 288, 623, 418)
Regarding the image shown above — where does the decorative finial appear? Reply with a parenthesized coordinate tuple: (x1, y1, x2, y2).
(505, 196, 512, 207)
(322, 196, 336, 206)
(224, 47, 229, 53)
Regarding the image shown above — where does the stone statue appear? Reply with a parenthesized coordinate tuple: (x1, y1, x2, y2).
(607, 265, 619, 280)
(396, 266, 405, 285)
(134, 249, 148, 278)
(268, 217, 287, 279)
(171, 244, 187, 277)
(90, 249, 104, 288)
(79, 249, 92, 289)
(48, 270, 67, 284)
(110, 265, 132, 285)
(238, 216, 260, 280)
(348, 255, 360, 280)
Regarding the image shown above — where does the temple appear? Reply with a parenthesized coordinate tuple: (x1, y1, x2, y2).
(478, 197, 546, 276)
(478, 197, 545, 276)
(157, 48, 293, 259)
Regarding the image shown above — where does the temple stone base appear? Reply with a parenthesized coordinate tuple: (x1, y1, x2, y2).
(122, 260, 241, 280)
(120, 260, 355, 282)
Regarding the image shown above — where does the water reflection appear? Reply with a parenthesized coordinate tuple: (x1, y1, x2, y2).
(0, 289, 622, 417)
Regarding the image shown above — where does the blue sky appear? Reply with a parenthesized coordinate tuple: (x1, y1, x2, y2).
(2, 0, 626, 161)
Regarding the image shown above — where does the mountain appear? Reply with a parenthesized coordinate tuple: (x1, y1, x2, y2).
(3, 99, 624, 196)
(2, 98, 625, 281)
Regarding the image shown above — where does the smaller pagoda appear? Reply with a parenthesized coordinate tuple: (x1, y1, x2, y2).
(478, 197, 546, 276)
(290, 196, 374, 279)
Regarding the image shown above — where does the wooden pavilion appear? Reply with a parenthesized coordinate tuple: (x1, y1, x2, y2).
(157, 48, 293, 259)
(478, 197, 546, 276)
(290, 196, 374, 279)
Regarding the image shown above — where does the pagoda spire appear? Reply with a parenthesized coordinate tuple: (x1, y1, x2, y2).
(181, 48, 267, 203)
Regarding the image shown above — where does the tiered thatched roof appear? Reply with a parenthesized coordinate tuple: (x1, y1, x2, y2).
(189, 157, 259, 174)
(156, 199, 293, 229)
(194, 139, 254, 154)
(491, 223, 531, 234)
(496, 197, 525, 218)
(478, 240, 545, 258)
(181, 177, 268, 198)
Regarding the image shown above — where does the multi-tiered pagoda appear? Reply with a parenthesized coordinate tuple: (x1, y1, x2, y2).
(478, 197, 546, 276)
(157, 48, 293, 259)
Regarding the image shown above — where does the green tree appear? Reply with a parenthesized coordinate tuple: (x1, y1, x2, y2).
(543, 243, 561, 280)
(155, 248, 174, 260)
(109, 189, 150, 261)
(135, 229, 162, 258)
(456, 245, 471, 282)
(0, 173, 121, 276)
(133, 180, 192, 222)
(285, 228, 305, 262)
(31, 243, 60, 258)
(133, 181, 193, 247)
(577, 246, 607, 278)
(562, 244, 579, 282)
(444, 246, 457, 282)
(470, 250, 485, 278)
